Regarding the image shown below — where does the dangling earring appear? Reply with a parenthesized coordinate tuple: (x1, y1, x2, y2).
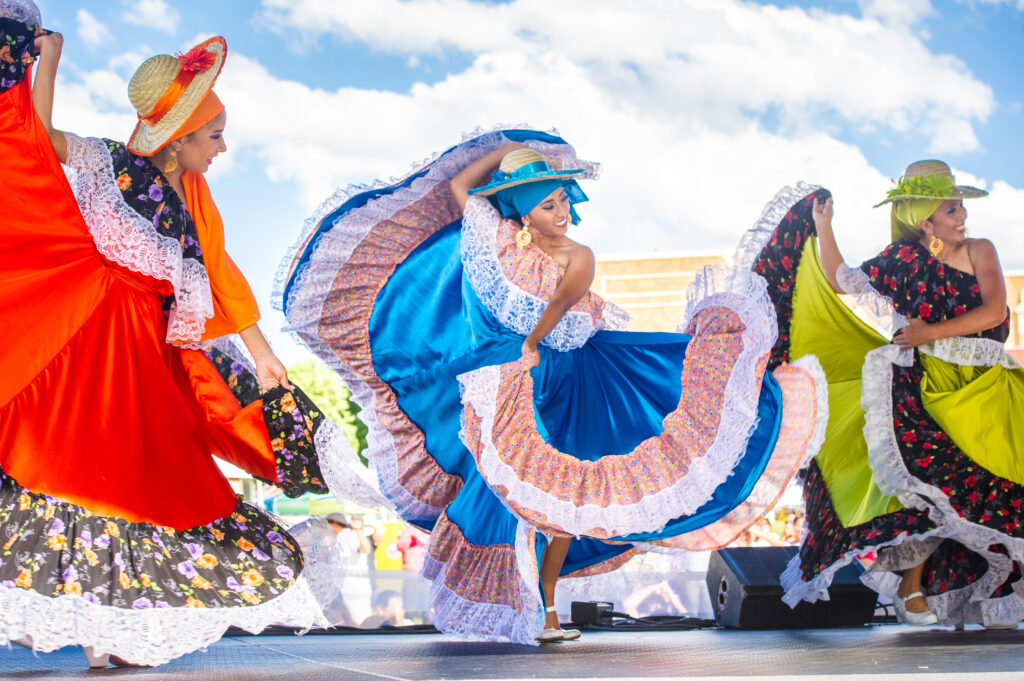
(515, 223, 532, 250)
(928, 235, 944, 257)
(163, 152, 178, 174)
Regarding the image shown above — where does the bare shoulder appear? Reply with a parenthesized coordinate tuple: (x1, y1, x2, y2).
(565, 241, 595, 268)
(966, 237, 1000, 264)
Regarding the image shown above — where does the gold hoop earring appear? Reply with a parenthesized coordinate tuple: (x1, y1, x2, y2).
(515, 224, 532, 250)
(928, 235, 944, 257)
(163, 152, 178, 174)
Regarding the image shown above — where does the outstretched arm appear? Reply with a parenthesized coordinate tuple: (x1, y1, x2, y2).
(449, 142, 526, 212)
(894, 238, 1008, 348)
(812, 196, 846, 293)
(31, 30, 68, 163)
(521, 245, 596, 363)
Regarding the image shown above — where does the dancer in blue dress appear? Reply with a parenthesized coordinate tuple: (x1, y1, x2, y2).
(277, 129, 827, 644)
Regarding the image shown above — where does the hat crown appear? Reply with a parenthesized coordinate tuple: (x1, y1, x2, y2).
(498, 148, 549, 174)
(903, 159, 955, 182)
(127, 54, 184, 115)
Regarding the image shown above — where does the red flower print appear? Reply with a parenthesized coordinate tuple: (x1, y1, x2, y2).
(980, 513, 991, 522)
(967, 490, 979, 504)
(965, 475, 978, 487)
(781, 255, 793, 270)
(898, 245, 916, 263)
(918, 302, 932, 317)
(1002, 521, 1019, 533)
(902, 431, 917, 443)
(869, 266, 879, 279)
(916, 456, 933, 467)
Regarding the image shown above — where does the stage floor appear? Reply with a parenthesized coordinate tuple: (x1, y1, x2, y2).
(2, 624, 1023, 680)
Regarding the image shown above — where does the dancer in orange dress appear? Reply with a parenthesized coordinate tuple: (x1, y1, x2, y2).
(0, 1, 375, 667)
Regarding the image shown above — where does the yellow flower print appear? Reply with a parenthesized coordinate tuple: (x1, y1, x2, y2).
(240, 591, 261, 605)
(43, 505, 55, 520)
(3, 533, 19, 550)
(14, 568, 32, 588)
(105, 521, 121, 538)
(237, 538, 255, 552)
(186, 597, 207, 608)
(191, 576, 213, 590)
(116, 173, 131, 191)
(210, 528, 225, 541)
(241, 569, 264, 587)
(232, 513, 248, 524)
(279, 392, 297, 413)
(84, 548, 99, 566)
(270, 437, 285, 452)
(197, 554, 218, 570)
(118, 572, 131, 589)
(140, 573, 152, 588)
(18, 494, 31, 511)
(63, 581, 83, 596)
(47, 534, 66, 551)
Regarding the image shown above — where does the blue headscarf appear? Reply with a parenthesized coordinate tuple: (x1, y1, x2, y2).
(495, 179, 589, 225)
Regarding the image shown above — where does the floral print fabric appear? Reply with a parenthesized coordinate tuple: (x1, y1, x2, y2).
(0, 18, 36, 93)
(0, 471, 302, 610)
(761, 190, 1022, 607)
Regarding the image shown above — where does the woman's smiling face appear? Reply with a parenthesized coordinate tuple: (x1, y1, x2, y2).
(924, 199, 968, 245)
(173, 109, 228, 174)
(524, 186, 571, 237)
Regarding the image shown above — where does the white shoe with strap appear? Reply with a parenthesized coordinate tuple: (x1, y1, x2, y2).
(893, 591, 938, 626)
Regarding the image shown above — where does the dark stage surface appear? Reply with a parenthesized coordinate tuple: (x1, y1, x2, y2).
(2, 625, 1023, 680)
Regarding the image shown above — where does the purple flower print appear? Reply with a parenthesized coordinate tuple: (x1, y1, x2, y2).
(61, 565, 79, 583)
(251, 548, 270, 562)
(225, 576, 241, 590)
(94, 534, 112, 549)
(132, 597, 153, 609)
(47, 518, 65, 536)
(186, 542, 203, 560)
(113, 553, 125, 569)
(83, 593, 100, 605)
(79, 529, 92, 547)
(266, 531, 283, 544)
(177, 561, 199, 579)
(275, 565, 294, 580)
(148, 184, 163, 202)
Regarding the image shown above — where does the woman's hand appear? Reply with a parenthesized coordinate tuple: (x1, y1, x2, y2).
(521, 339, 540, 368)
(893, 317, 936, 349)
(254, 352, 294, 392)
(33, 29, 63, 58)
(812, 196, 833, 232)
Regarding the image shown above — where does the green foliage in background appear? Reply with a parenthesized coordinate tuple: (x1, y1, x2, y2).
(288, 359, 369, 466)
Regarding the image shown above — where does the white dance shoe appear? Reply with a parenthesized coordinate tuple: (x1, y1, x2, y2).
(893, 591, 938, 626)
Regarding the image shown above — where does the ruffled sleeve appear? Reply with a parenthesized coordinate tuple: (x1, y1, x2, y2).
(63, 133, 216, 343)
(460, 195, 626, 351)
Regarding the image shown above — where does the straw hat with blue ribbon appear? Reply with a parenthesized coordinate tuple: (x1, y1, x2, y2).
(469, 148, 587, 196)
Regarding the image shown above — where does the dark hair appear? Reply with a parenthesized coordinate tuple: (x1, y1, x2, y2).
(373, 590, 401, 610)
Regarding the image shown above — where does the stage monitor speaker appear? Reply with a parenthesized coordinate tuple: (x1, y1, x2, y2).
(706, 546, 876, 628)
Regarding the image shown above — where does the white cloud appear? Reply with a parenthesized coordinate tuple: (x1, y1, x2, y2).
(121, 0, 180, 35)
(76, 9, 111, 49)
(257, 0, 993, 157)
(858, 0, 934, 26)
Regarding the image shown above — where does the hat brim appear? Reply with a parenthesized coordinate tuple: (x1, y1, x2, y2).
(469, 168, 587, 197)
(127, 37, 227, 156)
(874, 184, 988, 207)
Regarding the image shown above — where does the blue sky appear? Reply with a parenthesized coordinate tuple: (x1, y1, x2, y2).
(30, 0, 1024, 362)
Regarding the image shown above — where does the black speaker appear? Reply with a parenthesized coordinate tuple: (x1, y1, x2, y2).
(706, 546, 876, 628)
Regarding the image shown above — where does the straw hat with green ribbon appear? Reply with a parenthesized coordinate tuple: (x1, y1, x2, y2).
(874, 159, 988, 208)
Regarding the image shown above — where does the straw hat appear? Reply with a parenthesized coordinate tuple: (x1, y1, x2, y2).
(874, 159, 987, 207)
(468, 148, 586, 196)
(126, 36, 227, 155)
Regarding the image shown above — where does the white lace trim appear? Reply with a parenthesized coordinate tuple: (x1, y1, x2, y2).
(0, 576, 327, 666)
(835, 264, 908, 338)
(0, 0, 39, 24)
(63, 133, 215, 343)
(457, 266, 777, 537)
(275, 127, 594, 520)
(599, 300, 631, 331)
(789, 355, 830, 472)
(460, 197, 601, 351)
(843, 341, 1024, 619)
(421, 520, 542, 645)
(733, 182, 821, 272)
(920, 336, 1022, 370)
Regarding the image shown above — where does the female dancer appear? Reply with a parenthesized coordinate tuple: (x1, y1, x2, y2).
(278, 130, 828, 643)
(0, 2, 374, 666)
(746, 161, 1023, 628)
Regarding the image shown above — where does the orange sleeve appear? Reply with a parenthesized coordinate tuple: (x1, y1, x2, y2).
(181, 170, 261, 340)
